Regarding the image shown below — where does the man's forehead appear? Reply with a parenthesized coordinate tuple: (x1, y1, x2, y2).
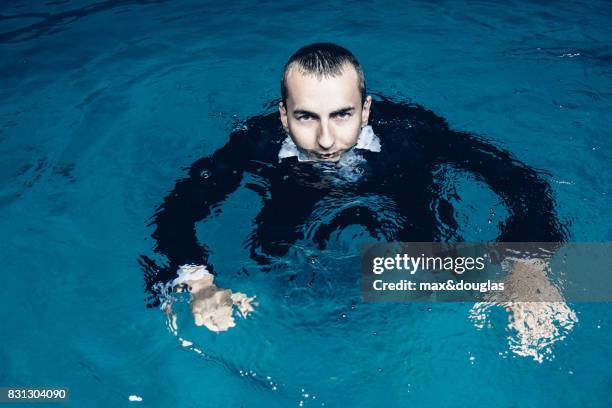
(285, 63, 361, 109)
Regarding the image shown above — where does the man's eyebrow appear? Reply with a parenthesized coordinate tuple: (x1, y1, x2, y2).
(330, 106, 355, 116)
(292, 106, 355, 118)
(293, 109, 319, 118)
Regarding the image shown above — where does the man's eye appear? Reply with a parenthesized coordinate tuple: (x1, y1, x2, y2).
(336, 112, 351, 119)
(298, 115, 313, 121)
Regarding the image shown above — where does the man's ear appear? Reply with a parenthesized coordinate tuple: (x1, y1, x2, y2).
(279, 101, 289, 131)
(361, 95, 372, 127)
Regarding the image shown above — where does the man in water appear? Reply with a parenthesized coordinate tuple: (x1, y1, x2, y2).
(141, 43, 575, 355)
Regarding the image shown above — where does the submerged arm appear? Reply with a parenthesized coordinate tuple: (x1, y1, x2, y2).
(436, 128, 577, 359)
(141, 130, 252, 303)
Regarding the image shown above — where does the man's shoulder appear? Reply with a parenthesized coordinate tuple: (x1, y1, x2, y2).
(238, 112, 285, 148)
(217, 112, 285, 164)
(370, 99, 449, 133)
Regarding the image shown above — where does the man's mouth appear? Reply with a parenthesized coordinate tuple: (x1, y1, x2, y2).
(315, 151, 341, 160)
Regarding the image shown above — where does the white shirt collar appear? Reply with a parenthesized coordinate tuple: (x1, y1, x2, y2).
(278, 125, 381, 162)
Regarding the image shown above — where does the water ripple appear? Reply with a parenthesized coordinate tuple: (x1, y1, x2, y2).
(0, 0, 167, 43)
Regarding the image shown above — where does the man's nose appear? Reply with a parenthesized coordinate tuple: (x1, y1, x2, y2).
(317, 121, 335, 150)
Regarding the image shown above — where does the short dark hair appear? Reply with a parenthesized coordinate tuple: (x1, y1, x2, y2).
(281, 43, 366, 105)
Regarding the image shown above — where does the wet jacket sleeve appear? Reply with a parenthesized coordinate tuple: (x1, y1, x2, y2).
(140, 130, 250, 301)
(428, 129, 567, 242)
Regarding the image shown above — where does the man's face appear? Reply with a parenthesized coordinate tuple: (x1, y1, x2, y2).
(279, 63, 372, 162)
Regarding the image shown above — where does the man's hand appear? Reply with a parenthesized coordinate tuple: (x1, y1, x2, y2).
(470, 259, 578, 362)
(503, 301, 577, 362)
(164, 265, 257, 333)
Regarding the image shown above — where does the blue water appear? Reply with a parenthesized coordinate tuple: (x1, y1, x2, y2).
(1, 0, 611, 406)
